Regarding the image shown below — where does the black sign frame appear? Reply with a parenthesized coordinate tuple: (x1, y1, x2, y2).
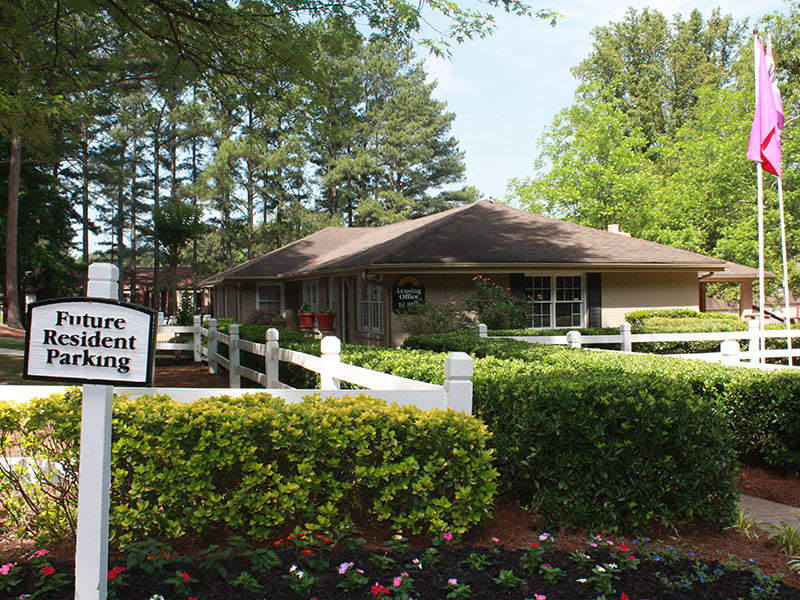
(23, 297, 157, 386)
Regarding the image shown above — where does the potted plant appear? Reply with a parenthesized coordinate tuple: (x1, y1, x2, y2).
(316, 306, 336, 330)
(297, 302, 315, 329)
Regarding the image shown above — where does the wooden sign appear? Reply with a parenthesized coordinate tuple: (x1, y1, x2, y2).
(24, 297, 156, 386)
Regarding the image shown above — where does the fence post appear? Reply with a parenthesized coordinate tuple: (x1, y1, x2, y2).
(720, 340, 741, 366)
(476, 323, 488, 338)
(266, 328, 280, 388)
(748, 319, 761, 363)
(193, 315, 202, 362)
(208, 318, 218, 375)
(444, 352, 473, 414)
(229, 324, 241, 388)
(320, 336, 341, 390)
(566, 330, 582, 349)
(620, 322, 632, 353)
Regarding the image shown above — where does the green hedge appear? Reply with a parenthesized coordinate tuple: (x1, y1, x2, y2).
(405, 332, 800, 472)
(360, 338, 739, 530)
(211, 326, 742, 530)
(0, 391, 497, 545)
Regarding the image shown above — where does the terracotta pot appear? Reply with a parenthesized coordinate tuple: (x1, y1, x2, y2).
(316, 312, 336, 330)
(297, 312, 315, 329)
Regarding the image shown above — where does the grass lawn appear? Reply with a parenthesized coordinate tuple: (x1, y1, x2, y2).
(0, 336, 25, 351)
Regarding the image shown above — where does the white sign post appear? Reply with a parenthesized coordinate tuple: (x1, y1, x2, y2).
(76, 264, 118, 600)
(23, 263, 156, 600)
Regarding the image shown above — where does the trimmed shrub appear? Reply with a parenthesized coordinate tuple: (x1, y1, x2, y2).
(0, 391, 497, 546)
(405, 331, 800, 472)
(353, 339, 739, 530)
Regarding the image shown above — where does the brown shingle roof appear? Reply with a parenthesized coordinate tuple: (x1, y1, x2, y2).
(201, 201, 726, 285)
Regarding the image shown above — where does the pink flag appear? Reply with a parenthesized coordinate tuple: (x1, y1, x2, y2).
(766, 36, 785, 130)
(748, 38, 782, 178)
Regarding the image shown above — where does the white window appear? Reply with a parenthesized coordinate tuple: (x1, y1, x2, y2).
(303, 280, 320, 312)
(528, 275, 584, 329)
(359, 281, 384, 334)
(257, 283, 282, 314)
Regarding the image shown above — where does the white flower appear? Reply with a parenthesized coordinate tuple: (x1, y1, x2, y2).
(148, 596, 166, 600)
(576, 578, 588, 583)
(539, 533, 550, 541)
(608, 563, 618, 569)
(596, 566, 606, 573)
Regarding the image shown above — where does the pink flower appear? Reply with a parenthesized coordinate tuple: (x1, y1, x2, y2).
(338, 562, 354, 575)
(443, 532, 453, 542)
(448, 578, 458, 585)
(491, 537, 500, 543)
(41, 565, 55, 576)
(0, 563, 15, 575)
(393, 576, 403, 587)
(536, 595, 547, 600)
(32, 549, 50, 559)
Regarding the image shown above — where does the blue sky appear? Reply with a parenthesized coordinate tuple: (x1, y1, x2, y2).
(423, 0, 787, 202)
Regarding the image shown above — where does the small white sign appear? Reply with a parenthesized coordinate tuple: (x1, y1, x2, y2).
(24, 298, 156, 386)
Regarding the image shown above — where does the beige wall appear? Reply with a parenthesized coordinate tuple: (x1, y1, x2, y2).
(601, 271, 699, 326)
(388, 273, 490, 346)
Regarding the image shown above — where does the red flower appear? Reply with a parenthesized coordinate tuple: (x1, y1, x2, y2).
(302, 549, 313, 556)
(322, 538, 332, 544)
(627, 555, 636, 561)
(371, 582, 390, 596)
(41, 566, 55, 576)
(273, 539, 284, 547)
(529, 542, 539, 548)
(619, 545, 628, 552)
(621, 594, 629, 600)
(108, 567, 126, 580)
(181, 571, 190, 582)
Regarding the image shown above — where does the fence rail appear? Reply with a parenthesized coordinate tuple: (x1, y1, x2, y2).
(5, 320, 473, 414)
(477, 321, 799, 369)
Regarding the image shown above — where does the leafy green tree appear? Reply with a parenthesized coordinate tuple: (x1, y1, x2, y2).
(152, 198, 203, 315)
(572, 7, 745, 147)
(508, 84, 655, 232)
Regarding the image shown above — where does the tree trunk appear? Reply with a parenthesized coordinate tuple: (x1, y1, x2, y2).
(5, 135, 23, 329)
(81, 125, 90, 294)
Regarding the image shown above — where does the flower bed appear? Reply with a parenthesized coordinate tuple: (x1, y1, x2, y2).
(2, 532, 799, 599)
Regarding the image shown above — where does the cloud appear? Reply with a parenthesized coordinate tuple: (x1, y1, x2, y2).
(424, 56, 474, 98)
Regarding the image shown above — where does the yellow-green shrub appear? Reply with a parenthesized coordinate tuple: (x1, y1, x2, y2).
(0, 391, 497, 546)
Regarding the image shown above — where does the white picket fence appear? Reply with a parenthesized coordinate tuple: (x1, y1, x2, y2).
(477, 321, 800, 369)
(2, 319, 474, 414)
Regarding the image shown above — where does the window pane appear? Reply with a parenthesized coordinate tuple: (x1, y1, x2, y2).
(555, 302, 581, 327)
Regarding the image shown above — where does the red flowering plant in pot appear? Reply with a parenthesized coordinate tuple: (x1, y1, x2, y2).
(297, 302, 315, 329)
(316, 307, 336, 330)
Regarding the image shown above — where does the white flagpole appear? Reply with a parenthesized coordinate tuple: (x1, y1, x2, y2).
(754, 31, 766, 364)
(778, 176, 793, 363)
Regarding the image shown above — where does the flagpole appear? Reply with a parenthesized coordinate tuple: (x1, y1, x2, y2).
(754, 31, 766, 365)
(778, 176, 793, 363)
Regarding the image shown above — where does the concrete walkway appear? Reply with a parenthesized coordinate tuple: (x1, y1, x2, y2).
(738, 494, 800, 528)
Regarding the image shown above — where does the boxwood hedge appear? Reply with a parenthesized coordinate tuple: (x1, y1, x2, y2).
(0, 390, 497, 545)
(210, 326, 746, 530)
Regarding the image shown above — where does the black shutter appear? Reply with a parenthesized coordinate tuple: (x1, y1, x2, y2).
(587, 273, 602, 327)
(509, 273, 526, 299)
